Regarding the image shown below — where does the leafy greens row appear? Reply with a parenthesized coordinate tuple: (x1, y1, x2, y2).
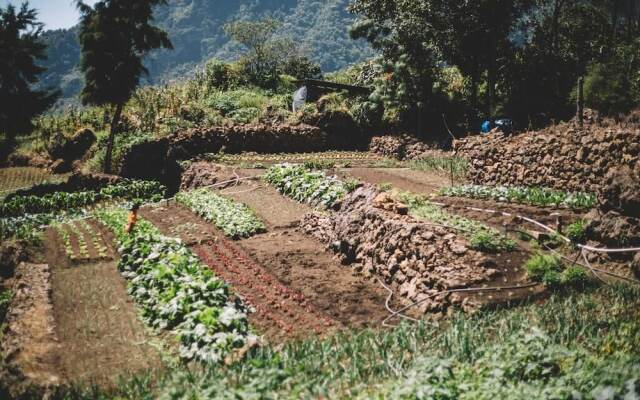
(96, 208, 255, 363)
(175, 188, 265, 238)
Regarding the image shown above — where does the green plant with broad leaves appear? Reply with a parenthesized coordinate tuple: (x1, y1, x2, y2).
(96, 208, 255, 363)
(441, 185, 597, 210)
(263, 164, 348, 207)
(0, 179, 166, 218)
(175, 188, 265, 238)
(400, 193, 516, 253)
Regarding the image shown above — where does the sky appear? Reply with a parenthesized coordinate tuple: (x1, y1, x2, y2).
(0, 0, 99, 30)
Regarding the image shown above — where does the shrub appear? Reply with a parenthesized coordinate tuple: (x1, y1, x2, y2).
(203, 59, 242, 91)
(525, 253, 564, 286)
(470, 231, 510, 253)
(561, 266, 591, 288)
(565, 220, 587, 244)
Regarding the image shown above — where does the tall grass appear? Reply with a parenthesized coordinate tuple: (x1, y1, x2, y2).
(408, 155, 469, 179)
(63, 284, 640, 399)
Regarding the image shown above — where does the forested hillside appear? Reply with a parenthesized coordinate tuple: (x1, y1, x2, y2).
(39, 0, 373, 105)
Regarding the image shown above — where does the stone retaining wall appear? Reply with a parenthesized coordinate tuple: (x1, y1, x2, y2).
(454, 122, 640, 193)
(119, 123, 328, 191)
(301, 185, 498, 313)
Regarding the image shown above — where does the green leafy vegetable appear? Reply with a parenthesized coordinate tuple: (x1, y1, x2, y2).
(441, 185, 596, 210)
(96, 208, 255, 363)
(263, 164, 347, 207)
(175, 188, 265, 238)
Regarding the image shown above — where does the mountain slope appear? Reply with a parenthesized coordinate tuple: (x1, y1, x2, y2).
(38, 0, 373, 105)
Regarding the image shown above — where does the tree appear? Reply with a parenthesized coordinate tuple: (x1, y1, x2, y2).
(0, 2, 58, 151)
(349, 0, 532, 134)
(223, 18, 321, 87)
(76, 0, 172, 173)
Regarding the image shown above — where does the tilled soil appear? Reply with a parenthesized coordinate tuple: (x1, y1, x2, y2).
(340, 167, 451, 195)
(141, 201, 399, 339)
(45, 222, 163, 386)
(213, 181, 405, 328)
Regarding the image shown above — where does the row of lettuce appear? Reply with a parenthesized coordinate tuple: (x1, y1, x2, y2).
(0, 179, 167, 243)
(96, 209, 255, 363)
(441, 184, 597, 209)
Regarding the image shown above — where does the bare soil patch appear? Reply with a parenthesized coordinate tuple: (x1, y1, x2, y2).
(238, 229, 400, 329)
(220, 182, 310, 228)
(1, 262, 62, 398)
(340, 167, 450, 195)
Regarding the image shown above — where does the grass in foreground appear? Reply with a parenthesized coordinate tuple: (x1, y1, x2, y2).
(63, 284, 640, 399)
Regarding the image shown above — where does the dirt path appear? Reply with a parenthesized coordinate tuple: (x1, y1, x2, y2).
(44, 223, 164, 387)
(220, 182, 310, 228)
(340, 168, 450, 195)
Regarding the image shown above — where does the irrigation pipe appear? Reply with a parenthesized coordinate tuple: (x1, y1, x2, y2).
(376, 277, 421, 326)
(430, 201, 640, 254)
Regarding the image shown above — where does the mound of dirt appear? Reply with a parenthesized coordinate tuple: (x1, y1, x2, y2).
(47, 128, 97, 173)
(301, 185, 499, 313)
(0, 263, 63, 399)
(454, 118, 640, 193)
(180, 162, 243, 191)
(369, 134, 436, 160)
(0, 240, 28, 280)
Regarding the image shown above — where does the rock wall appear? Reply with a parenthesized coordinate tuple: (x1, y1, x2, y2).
(586, 166, 640, 269)
(454, 122, 640, 193)
(369, 134, 436, 160)
(301, 185, 498, 313)
(120, 123, 329, 192)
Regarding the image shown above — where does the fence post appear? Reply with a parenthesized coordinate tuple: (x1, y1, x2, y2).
(577, 77, 584, 128)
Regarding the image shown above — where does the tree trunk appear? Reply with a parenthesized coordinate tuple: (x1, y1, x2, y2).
(470, 71, 478, 122)
(487, 36, 497, 121)
(104, 103, 123, 174)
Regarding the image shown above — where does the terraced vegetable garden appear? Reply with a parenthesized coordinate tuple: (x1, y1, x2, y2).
(1, 149, 637, 399)
(0, 179, 166, 242)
